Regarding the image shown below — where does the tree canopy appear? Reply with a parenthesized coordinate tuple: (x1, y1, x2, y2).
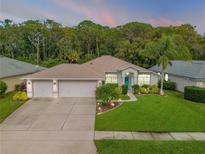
(0, 19, 204, 68)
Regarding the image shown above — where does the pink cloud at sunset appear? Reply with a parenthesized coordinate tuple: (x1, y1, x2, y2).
(53, 0, 118, 27)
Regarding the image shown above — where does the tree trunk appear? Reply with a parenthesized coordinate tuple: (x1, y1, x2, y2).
(36, 36, 40, 65)
(96, 37, 99, 56)
(43, 37, 46, 60)
(160, 70, 164, 95)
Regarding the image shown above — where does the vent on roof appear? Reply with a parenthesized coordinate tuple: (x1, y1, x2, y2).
(90, 62, 93, 65)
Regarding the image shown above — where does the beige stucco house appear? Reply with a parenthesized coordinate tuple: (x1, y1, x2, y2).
(24, 55, 159, 98)
(0, 56, 44, 92)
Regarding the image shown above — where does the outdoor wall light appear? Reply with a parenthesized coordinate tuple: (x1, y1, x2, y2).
(126, 72, 130, 76)
(27, 81, 31, 85)
(53, 81, 57, 85)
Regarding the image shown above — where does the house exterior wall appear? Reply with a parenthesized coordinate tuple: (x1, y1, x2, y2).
(168, 74, 197, 92)
(150, 73, 159, 85)
(1, 75, 26, 92)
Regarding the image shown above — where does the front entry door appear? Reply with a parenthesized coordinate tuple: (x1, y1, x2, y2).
(125, 76, 129, 86)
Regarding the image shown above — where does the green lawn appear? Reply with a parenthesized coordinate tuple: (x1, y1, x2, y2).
(95, 140, 205, 154)
(0, 92, 25, 123)
(96, 90, 205, 132)
(119, 94, 130, 100)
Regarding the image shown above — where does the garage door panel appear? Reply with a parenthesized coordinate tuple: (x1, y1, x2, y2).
(33, 81, 53, 97)
(59, 81, 97, 97)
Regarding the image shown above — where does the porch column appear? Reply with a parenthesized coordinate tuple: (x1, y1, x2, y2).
(26, 80, 33, 98)
(53, 79, 58, 98)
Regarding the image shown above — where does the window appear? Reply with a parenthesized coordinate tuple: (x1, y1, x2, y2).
(138, 74, 150, 85)
(105, 74, 117, 83)
(165, 74, 169, 81)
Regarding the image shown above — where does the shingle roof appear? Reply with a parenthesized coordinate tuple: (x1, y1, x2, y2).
(24, 64, 103, 80)
(0, 56, 45, 78)
(149, 60, 205, 80)
(83, 55, 152, 76)
(25, 55, 155, 80)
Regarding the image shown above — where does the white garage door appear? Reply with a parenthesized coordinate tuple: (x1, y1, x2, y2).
(58, 80, 97, 97)
(33, 80, 53, 97)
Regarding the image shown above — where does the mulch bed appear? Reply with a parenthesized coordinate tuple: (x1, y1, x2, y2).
(96, 101, 121, 113)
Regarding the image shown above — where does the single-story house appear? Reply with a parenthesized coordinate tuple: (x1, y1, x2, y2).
(0, 56, 44, 92)
(149, 60, 205, 92)
(24, 55, 159, 98)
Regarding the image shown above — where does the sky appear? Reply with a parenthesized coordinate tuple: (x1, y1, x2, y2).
(0, 0, 205, 34)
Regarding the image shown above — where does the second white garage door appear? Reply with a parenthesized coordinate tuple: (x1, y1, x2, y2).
(58, 80, 97, 97)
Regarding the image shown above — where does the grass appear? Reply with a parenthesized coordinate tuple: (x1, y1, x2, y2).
(95, 140, 205, 154)
(96, 90, 205, 132)
(0, 91, 25, 123)
(119, 94, 130, 100)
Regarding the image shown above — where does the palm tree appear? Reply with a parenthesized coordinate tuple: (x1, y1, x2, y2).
(142, 35, 192, 95)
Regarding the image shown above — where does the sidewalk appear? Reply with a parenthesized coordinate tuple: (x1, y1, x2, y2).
(95, 131, 205, 141)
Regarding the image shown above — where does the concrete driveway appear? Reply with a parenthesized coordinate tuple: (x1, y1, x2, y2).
(0, 97, 97, 154)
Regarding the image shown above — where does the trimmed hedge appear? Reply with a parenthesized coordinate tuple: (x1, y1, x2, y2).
(184, 86, 205, 103)
(159, 80, 176, 90)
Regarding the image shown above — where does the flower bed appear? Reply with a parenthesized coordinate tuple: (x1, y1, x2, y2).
(96, 101, 122, 113)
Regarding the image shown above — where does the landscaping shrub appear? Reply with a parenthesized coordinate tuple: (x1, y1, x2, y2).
(184, 86, 205, 103)
(15, 82, 26, 92)
(158, 80, 176, 90)
(106, 83, 119, 89)
(139, 87, 149, 94)
(96, 84, 121, 105)
(132, 84, 139, 94)
(19, 82, 27, 91)
(149, 84, 160, 94)
(0, 81, 7, 97)
(122, 85, 128, 94)
(15, 84, 20, 91)
(141, 84, 150, 89)
(13, 91, 28, 101)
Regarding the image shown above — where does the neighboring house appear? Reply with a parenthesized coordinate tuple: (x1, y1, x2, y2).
(0, 56, 45, 92)
(149, 60, 205, 92)
(24, 55, 159, 98)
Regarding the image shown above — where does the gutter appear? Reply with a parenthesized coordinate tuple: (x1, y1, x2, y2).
(22, 77, 105, 81)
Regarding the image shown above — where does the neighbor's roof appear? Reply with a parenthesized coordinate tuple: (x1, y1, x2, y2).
(24, 64, 104, 80)
(149, 60, 205, 80)
(83, 55, 153, 76)
(0, 56, 45, 78)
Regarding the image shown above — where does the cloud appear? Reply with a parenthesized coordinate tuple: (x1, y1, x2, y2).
(148, 17, 183, 27)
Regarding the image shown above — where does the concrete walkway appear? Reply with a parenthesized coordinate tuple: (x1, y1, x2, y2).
(121, 92, 137, 102)
(95, 131, 205, 141)
(0, 98, 97, 154)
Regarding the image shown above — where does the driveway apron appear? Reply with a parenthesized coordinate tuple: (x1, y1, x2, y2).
(0, 97, 97, 154)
